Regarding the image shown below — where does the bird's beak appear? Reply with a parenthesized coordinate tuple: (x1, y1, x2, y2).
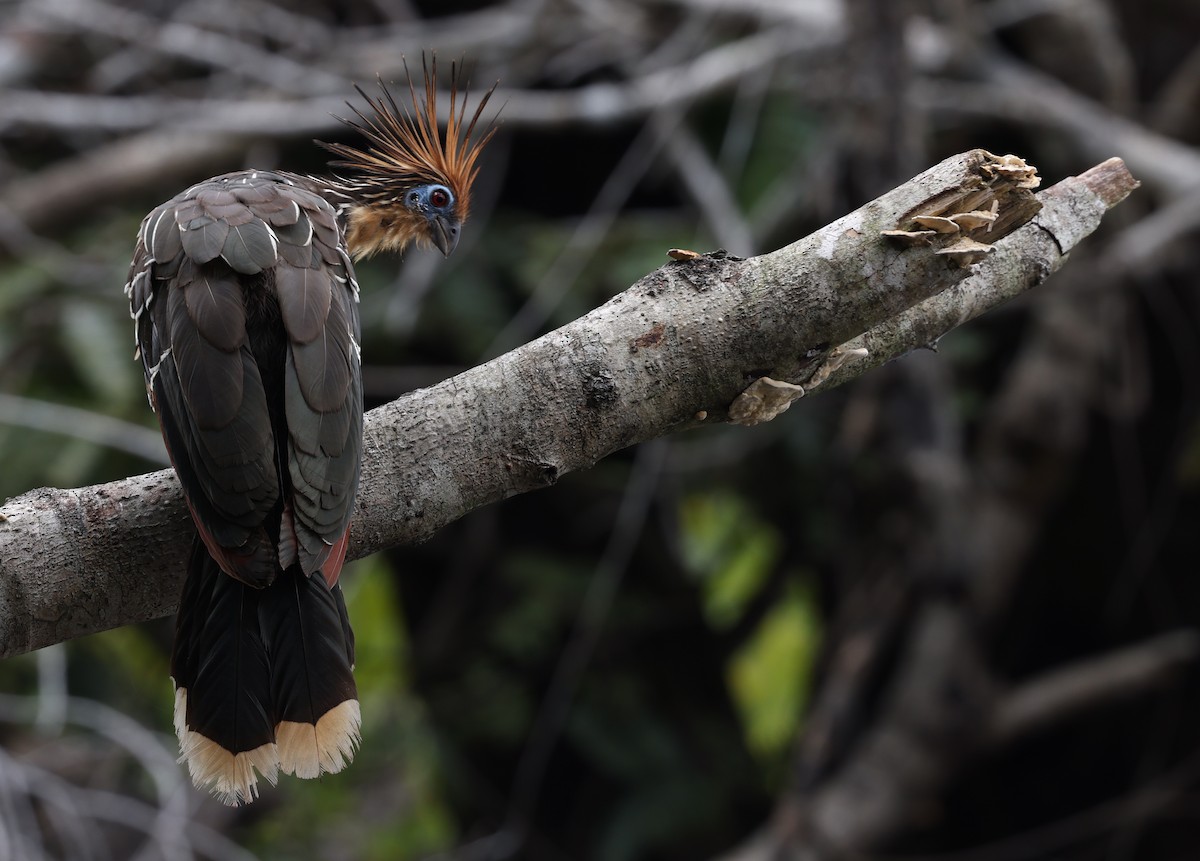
(429, 214, 461, 257)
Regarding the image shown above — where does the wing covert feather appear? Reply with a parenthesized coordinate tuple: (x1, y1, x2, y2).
(131, 170, 362, 585)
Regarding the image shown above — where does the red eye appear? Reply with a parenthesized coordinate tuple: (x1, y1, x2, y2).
(430, 188, 450, 208)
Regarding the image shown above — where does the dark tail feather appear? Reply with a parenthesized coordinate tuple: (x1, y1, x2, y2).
(334, 582, 356, 670)
(258, 566, 360, 779)
(171, 537, 279, 805)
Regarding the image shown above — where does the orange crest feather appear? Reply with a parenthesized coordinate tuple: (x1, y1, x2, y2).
(324, 54, 498, 221)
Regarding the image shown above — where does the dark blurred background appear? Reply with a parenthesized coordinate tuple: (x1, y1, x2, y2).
(2, 0, 1200, 859)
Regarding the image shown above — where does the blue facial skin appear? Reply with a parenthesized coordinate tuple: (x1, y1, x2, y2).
(406, 184, 460, 256)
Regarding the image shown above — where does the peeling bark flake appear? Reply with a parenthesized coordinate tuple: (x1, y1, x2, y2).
(630, 322, 666, 352)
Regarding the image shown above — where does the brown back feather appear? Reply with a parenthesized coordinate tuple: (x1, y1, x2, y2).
(322, 55, 498, 220)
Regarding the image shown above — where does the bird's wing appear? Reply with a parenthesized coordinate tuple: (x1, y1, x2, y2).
(128, 171, 363, 587)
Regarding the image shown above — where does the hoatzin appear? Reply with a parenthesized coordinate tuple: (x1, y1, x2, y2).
(125, 59, 495, 805)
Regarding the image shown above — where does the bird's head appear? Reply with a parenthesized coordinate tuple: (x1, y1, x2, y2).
(323, 56, 498, 260)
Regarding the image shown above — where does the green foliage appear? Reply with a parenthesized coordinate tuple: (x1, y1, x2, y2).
(59, 299, 140, 409)
(0, 257, 53, 318)
(736, 98, 822, 213)
(681, 489, 781, 629)
(415, 211, 695, 359)
(568, 679, 749, 861)
(0, 217, 157, 500)
(79, 623, 173, 721)
(728, 582, 820, 762)
(0, 650, 39, 699)
(429, 260, 517, 355)
(679, 489, 821, 766)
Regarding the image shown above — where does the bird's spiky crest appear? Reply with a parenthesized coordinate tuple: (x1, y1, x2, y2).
(323, 54, 498, 220)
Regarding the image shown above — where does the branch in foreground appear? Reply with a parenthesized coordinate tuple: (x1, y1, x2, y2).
(0, 152, 1137, 658)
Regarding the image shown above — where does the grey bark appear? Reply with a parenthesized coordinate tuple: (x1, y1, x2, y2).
(0, 151, 1137, 658)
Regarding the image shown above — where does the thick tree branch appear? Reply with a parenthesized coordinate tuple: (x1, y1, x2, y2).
(0, 152, 1136, 658)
